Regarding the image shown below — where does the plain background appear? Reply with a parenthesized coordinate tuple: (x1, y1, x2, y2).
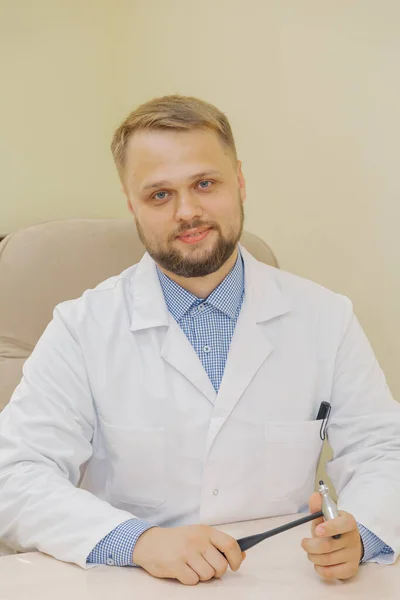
(1, 0, 399, 404)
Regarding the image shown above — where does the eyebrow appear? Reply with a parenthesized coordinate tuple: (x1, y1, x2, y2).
(141, 170, 223, 192)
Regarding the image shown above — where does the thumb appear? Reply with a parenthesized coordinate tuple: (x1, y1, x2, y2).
(309, 492, 324, 536)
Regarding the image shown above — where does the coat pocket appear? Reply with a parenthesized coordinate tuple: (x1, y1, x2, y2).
(263, 420, 324, 502)
(99, 418, 165, 508)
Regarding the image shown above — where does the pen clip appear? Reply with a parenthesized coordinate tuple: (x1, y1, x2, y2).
(319, 403, 331, 441)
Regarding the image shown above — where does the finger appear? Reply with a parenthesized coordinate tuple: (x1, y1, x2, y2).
(314, 512, 356, 539)
(210, 529, 243, 572)
(307, 548, 354, 567)
(201, 546, 229, 579)
(314, 561, 359, 581)
(175, 564, 200, 586)
(187, 554, 216, 582)
(309, 492, 324, 536)
(301, 533, 348, 555)
(311, 515, 325, 537)
(309, 491, 323, 514)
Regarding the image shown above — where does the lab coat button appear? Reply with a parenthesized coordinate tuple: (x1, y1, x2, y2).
(213, 489, 219, 496)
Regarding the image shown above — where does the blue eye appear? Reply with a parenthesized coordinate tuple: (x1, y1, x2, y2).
(198, 180, 212, 189)
(153, 191, 169, 201)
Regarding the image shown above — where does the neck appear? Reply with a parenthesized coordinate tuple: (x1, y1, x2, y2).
(158, 247, 239, 299)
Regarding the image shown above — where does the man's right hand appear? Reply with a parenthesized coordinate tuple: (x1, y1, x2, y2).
(132, 524, 246, 585)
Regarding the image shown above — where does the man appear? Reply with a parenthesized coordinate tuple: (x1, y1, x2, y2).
(0, 95, 399, 586)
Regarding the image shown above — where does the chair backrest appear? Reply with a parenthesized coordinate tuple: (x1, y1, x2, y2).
(0, 218, 278, 410)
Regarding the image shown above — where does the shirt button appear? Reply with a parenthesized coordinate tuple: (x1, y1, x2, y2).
(198, 304, 205, 311)
(213, 489, 219, 496)
(106, 557, 115, 566)
(203, 345, 211, 353)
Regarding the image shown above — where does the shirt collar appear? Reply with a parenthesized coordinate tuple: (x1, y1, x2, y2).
(156, 248, 244, 322)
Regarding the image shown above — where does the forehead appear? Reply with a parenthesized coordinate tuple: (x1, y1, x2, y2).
(124, 128, 234, 186)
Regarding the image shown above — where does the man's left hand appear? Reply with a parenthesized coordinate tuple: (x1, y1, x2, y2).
(301, 492, 364, 581)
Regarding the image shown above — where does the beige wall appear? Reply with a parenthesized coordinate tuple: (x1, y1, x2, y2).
(1, 1, 399, 402)
(0, 0, 127, 234)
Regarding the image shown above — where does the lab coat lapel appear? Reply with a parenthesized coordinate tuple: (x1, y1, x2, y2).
(130, 252, 216, 404)
(161, 321, 217, 404)
(206, 247, 291, 451)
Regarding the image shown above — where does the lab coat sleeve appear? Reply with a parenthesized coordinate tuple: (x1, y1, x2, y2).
(0, 304, 136, 569)
(325, 297, 400, 563)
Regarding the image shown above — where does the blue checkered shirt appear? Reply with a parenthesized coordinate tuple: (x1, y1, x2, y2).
(87, 250, 393, 566)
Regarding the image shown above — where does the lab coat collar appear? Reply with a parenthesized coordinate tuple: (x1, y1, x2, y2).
(240, 244, 291, 322)
(130, 244, 291, 408)
(130, 243, 291, 332)
(130, 251, 171, 331)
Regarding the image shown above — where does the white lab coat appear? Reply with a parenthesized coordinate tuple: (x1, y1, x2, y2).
(0, 246, 399, 569)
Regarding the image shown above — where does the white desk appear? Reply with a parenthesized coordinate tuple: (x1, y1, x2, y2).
(1, 514, 399, 600)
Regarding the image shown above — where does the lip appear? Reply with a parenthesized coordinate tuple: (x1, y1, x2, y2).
(176, 227, 212, 244)
(176, 226, 211, 238)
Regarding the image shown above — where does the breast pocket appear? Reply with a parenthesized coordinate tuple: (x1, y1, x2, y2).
(99, 418, 165, 508)
(263, 420, 324, 502)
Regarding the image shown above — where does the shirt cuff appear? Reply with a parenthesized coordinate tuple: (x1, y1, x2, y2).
(87, 518, 156, 567)
(357, 522, 394, 564)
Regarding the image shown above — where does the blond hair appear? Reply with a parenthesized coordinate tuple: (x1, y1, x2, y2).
(111, 95, 237, 173)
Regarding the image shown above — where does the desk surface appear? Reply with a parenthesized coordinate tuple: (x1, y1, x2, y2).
(1, 514, 399, 600)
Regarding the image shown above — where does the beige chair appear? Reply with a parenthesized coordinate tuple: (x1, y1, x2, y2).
(0, 218, 278, 412)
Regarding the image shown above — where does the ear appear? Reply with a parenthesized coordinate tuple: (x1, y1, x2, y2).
(122, 186, 136, 218)
(127, 198, 135, 217)
(237, 160, 246, 204)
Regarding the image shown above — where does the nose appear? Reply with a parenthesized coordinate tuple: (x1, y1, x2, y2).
(174, 190, 203, 222)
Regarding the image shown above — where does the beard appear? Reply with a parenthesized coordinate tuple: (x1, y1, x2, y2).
(135, 196, 244, 278)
